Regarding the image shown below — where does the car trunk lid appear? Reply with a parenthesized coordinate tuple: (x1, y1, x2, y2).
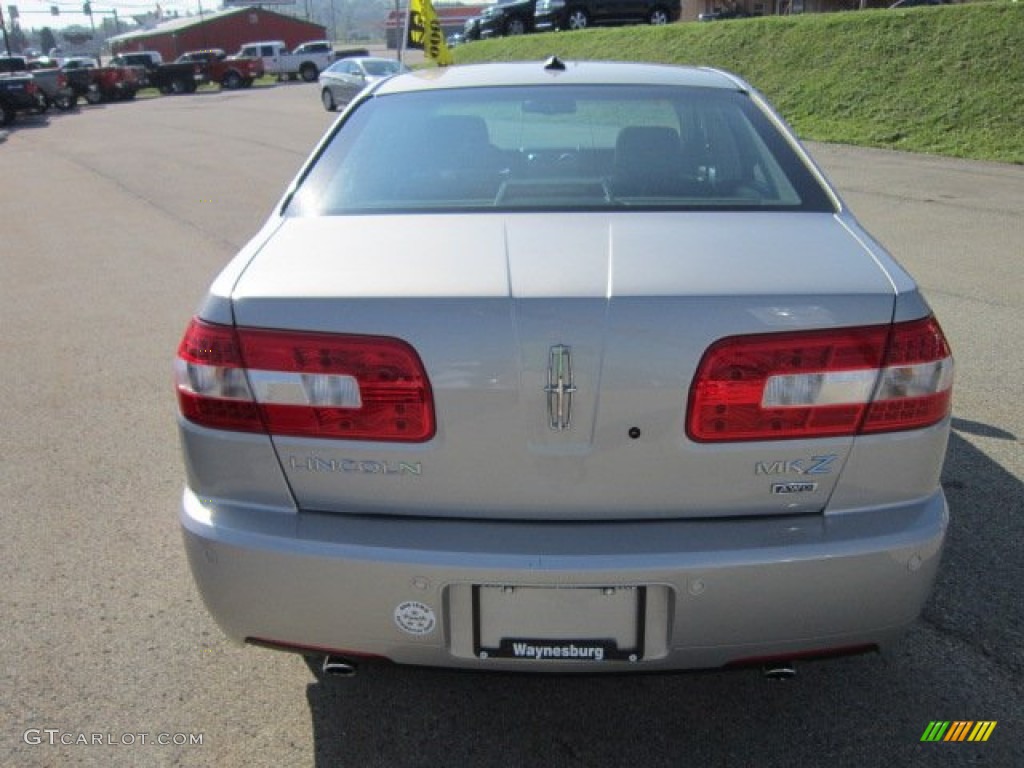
(229, 211, 899, 520)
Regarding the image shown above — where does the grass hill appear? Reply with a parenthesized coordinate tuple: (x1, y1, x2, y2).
(451, 3, 1023, 164)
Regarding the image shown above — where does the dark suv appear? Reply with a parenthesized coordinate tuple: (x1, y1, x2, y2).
(479, 0, 539, 37)
(534, 0, 678, 31)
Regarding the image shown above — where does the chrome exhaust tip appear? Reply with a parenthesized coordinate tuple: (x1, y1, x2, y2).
(321, 655, 358, 678)
(762, 662, 797, 681)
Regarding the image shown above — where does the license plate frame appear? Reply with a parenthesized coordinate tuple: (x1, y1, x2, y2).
(472, 585, 646, 663)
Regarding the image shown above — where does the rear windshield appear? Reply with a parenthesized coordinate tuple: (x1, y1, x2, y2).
(286, 85, 835, 215)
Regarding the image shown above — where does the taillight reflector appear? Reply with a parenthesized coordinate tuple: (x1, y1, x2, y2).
(687, 317, 952, 442)
(175, 318, 435, 442)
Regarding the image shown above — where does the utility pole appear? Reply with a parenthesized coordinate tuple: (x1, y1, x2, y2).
(83, 2, 96, 38)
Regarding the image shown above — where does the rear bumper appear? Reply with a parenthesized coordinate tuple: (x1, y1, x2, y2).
(2, 91, 41, 111)
(181, 488, 947, 672)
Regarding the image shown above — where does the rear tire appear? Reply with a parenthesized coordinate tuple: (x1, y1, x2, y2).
(84, 88, 103, 105)
(300, 63, 318, 83)
(170, 77, 188, 94)
(55, 92, 77, 110)
(222, 71, 242, 90)
(0, 99, 13, 126)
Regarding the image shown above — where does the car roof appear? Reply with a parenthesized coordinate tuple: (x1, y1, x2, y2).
(373, 59, 749, 96)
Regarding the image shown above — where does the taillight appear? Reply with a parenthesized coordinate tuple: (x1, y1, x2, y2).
(175, 318, 435, 442)
(687, 317, 952, 442)
(860, 317, 954, 434)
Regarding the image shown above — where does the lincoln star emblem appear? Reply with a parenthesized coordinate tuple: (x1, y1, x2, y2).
(544, 344, 577, 431)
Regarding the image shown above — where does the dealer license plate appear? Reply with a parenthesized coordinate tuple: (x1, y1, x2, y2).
(472, 585, 645, 662)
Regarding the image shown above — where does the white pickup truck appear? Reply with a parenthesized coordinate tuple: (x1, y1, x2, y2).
(236, 40, 334, 82)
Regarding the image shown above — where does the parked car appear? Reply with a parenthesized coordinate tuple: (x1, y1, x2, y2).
(60, 55, 98, 69)
(2, 56, 74, 113)
(61, 57, 140, 103)
(0, 69, 45, 125)
(58, 58, 99, 103)
(175, 49, 264, 89)
(110, 51, 202, 94)
(479, 0, 538, 37)
(236, 40, 333, 82)
(176, 59, 954, 676)
(535, 0, 678, 31)
(24, 58, 77, 110)
(318, 56, 409, 112)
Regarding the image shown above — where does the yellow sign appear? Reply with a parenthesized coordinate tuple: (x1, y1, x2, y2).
(407, 0, 453, 67)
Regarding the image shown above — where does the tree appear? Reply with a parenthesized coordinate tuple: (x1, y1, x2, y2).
(62, 25, 94, 45)
(40, 26, 57, 55)
(10, 24, 28, 53)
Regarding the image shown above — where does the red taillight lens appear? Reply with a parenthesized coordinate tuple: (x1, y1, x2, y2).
(175, 318, 435, 442)
(861, 316, 953, 434)
(687, 317, 952, 442)
(175, 319, 261, 432)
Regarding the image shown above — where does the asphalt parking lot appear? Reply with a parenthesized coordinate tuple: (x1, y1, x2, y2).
(1, 82, 1021, 767)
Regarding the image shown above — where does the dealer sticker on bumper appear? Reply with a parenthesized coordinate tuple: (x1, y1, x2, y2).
(394, 601, 437, 636)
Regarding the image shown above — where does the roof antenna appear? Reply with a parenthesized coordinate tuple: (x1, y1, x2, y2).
(543, 55, 567, 72)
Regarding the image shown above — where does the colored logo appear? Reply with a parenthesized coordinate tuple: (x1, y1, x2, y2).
(921, 721, 997, 742)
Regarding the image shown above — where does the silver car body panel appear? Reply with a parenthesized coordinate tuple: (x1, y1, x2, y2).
(181, 483, 947, 670)
(178, 61, 951, 670)
(220, 211, 928, 520)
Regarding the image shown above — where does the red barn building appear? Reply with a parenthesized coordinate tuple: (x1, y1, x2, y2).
(108, 6, 326, 61)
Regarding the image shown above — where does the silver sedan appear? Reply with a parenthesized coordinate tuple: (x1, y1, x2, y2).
(318, 56, 409, 112)
(176, 60, 953, 675)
